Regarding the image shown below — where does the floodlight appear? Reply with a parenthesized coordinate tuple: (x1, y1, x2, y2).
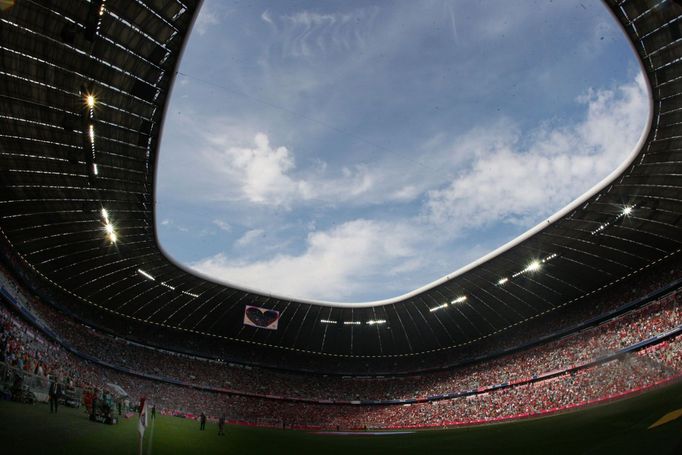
(526, 260, 541, 272)
(138, 269, 155, 281)
(429, 303, 448, 312)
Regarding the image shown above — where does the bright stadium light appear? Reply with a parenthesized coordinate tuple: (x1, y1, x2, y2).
(526, 260, 541, 272)
(622, 206, 632, 216)
(451, 296, 467, 304)
(88, 124, 95, 143)
(366, 320, 386, 325)
(86, 94, 96, 108)
(101, 209, 118, 243)
(429, 303, 448, 312)
(138, 269, 155, 281)
(320, 319, 337, 324)
(498, 278, 509, 285)
(343, 321, 361, 325)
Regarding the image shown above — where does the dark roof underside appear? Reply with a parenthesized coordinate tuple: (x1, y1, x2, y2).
(0, 0, 681, 364)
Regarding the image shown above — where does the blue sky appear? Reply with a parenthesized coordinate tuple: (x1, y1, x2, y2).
(156, 0, 647, 303)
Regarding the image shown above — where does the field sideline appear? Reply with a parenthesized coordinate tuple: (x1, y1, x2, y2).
(1, 380, 682, 454)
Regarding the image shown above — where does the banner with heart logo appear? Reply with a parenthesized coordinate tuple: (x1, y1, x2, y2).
(243, 305, 280, 330)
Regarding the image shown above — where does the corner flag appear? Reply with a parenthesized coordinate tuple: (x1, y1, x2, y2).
(138, 400, 148, 437)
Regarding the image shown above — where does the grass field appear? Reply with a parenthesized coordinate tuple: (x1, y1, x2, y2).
(2, 381, 682, 454)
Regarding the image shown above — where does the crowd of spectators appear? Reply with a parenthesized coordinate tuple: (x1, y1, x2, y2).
(1, 303, 102, 394)
(48, 338, 680, 429)
(1, 259, 681, 429)
(0, 303, 87, 389)
(8, 277, 681, 403)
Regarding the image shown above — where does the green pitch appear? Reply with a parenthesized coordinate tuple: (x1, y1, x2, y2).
(2, 381, 682, 454)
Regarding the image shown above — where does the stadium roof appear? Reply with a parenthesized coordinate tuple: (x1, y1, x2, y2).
(0, 0, 681, 362)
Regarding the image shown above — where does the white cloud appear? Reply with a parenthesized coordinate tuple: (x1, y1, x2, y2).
(202, 132, 378, 208)
(206, 133, 311, 208)
(444, 1, 460, 46)
(236, 229, 265, 247)
(192, 219, 420, 301)
(390, 185, 421, 202)
(165, 2, 632, 215)
(261, 10, 274, 25)
(159, 218, 189, 232)
(276, 8, 378, 58)
(185, 75, 647, 301)
(424, 75, 648, 231)
(194, 3, 227, 35)
(212, 219, 231, 232)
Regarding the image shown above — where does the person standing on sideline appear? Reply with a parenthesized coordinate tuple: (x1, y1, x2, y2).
(200, 412, 206, 431)
(48, 380, 62, 414)
(151, 405, 156, 419)
(218, 414, 225, 436)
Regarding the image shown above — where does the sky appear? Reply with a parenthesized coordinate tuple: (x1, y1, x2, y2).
(156, 0, 648, 303)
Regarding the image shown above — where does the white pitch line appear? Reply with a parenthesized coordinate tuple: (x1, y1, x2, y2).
(145, 416, 156, 455)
